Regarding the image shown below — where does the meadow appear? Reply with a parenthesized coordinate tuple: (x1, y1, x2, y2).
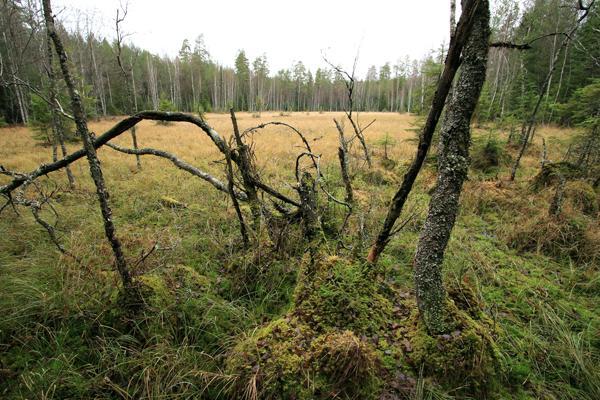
(0, 112, 598, 399)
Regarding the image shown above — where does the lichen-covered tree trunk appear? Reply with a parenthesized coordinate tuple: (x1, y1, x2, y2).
(366, 0, 482, 264)
(43, 0, 132, 289)
(413, 0, 490, 334)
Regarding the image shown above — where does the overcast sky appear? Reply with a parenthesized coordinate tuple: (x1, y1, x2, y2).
(53, 0, 454, 76)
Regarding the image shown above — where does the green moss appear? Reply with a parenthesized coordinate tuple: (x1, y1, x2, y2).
(136, 264, 248, 350)
(293, 254, 393, 334)
(406, 300, 500, 395)
(310, 330, 381, 397)
(226, 317, 317, 399)
(226, 317, 383, 400)
(532, 162, 583, 190)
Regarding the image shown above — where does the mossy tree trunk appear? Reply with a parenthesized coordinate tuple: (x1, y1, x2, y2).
(367, 0, 483, 264)
(413, 0, 490, 334)
(43, 0, 132, 289)
(297, 172, 320, 241)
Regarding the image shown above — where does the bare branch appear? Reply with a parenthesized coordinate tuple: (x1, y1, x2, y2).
(105, 142, 246, 200)
(0, 111, 229, 196)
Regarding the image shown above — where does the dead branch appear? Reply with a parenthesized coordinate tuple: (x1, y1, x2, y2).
(224, 138, 250, 247)
(11, 181, 81, 263)
(1, 74, 74, 120)
(242, 121, 319, 171)
(334, 118, 353, 205)
(0, 111, 229, 196)
(323, 55, 373, 167)
(105, 142, 246, 200)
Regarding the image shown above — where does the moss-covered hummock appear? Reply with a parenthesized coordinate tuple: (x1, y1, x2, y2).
(532, 162, 583, 189)
(225, 253, 500, 399)
(137, 264, 247, 350)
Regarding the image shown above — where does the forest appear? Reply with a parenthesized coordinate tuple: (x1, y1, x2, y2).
(0, 0, 599, 399)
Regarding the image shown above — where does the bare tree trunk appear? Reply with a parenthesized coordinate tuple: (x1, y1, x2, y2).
(147, 55, 159, 109)
(43, 0, 132, 289)
(2, 31, 29, 123)
(367, 0, 483, 264)
(230, 109, 261, 229)
(115, 8, 142, 171)
(46, 33, 75, 188)
(413, 0, 490, 334)
(334, 119, 353, 204)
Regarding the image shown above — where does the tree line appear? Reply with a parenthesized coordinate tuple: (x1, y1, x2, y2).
(1, 0, 596, 127)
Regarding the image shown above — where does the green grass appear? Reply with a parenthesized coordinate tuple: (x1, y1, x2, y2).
(0, 118, 598, 399)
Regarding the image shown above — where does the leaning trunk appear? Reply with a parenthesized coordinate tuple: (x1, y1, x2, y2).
(413, 0, 490, 334)
(43, 0, 132, 289)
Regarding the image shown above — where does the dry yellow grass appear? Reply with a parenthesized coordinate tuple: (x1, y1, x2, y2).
(0, 112, 415, 176)
(1, 111, 573, 187)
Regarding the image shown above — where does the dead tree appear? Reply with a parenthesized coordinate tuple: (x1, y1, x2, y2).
(43, 0, 132, 289)
(413, 0, 490, 334)
(115, 5, 141, 170)
(367, 0, 483, 264)
(224, 138, 250, 247)
(510, 0, 595, 181)
(295, 154, 322, 241)
(334, 118, 353, 204)
(324, 56, 374, 168)
(45, 32, 75, 188)
(548, 173, 566, 216)
(230, 109, 261, 229)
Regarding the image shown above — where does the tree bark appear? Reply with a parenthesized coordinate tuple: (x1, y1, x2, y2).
(367, 0, 483, 264)
(413, 0, 490, 334)
(43, 0, 132, 289)
(334, 119, 353, 204)
(230, 108, 261, 229)
(46, 33, 75, 188)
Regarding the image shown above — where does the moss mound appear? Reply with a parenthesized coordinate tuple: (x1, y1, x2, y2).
(137, 264, 248, 349)
(226, 255, 500, 399)
(471, 137, 510, 174)
(532, 162, 583, 190)
(405, 283, 500, 396)
(505, 211, 599, 265)
(226, 318, 381, 400)
(565, 181, 599, 216)
(293, 255, 393, 334)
